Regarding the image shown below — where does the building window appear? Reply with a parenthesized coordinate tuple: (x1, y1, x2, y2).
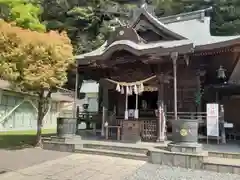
(51, 102, 58, 111)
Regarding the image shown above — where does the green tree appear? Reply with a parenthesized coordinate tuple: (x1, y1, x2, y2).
(211, 0, 240, 35)
(0, 20, 74, 144)
(0, 0, 45, 32)
(41, 0, 126, 54)
(152, 0, 240, 36)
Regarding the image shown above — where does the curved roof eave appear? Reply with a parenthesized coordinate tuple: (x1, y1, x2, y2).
(75, 41, 108, 65)
(194, 36, 240, 51)
(76, 39, 194, 65)
(130, 7, 187, 40)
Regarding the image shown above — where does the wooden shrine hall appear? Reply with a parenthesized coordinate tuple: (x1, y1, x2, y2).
(75, 3, 240, 142)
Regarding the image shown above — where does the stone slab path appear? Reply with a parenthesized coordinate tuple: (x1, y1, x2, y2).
(1, 153, 240, 180)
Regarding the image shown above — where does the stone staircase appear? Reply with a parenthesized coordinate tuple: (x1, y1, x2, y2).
(74, 142, 240, 174)
(75, 143, 149, 161)
(203, 157, 240, 174)
(42, 138, 240, 174)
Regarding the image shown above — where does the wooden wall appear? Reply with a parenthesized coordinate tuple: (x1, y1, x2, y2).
(224, 96, 240, 132)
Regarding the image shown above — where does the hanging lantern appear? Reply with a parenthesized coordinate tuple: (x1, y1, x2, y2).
(116, 84, 120, 92)
(217, 65, 226, 79)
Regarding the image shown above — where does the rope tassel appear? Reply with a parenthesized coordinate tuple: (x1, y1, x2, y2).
(134, 85, 138, 94)
(121, 86, 124, 94)
(116, 84, 120, 92)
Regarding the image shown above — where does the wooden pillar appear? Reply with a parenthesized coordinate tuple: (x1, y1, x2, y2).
(124, 90, 128, 120)
(134, 94, 139, 119)
(171, 52, 179, 120)
(157, 77, 165, 142)
(220, 104, 226, 144)
(196, 71, 201, 112)
(101, 86, 108, 136)
(73, 67, 79, 118)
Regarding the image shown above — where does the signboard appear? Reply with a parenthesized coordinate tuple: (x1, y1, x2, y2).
(128, 109, 135, 118)
(206, 103, 219, 136)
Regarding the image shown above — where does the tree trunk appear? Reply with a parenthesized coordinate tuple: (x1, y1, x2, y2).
(36, 90, 52, 146)
(36, 91, 44, 146)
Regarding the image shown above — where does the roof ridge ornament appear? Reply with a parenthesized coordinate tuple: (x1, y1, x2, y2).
(140, 0, 152, 8)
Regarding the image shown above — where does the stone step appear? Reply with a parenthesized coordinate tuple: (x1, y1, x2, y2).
(208, 151, 240, 159)
(75, 148, 149, 161)
(203, 157, 240, 174)
(82, 143, 149, 154)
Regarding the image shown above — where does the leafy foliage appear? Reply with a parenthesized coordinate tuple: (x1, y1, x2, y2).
(0, 0, 46, 32)
(0, 20, 73, 91)
(41, 0, 125, 54)
(153, 0, 240, 36)
(0, 20, 74, 144)
(39, 0, 240, 55)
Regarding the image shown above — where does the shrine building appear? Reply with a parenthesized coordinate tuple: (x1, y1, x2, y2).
(75, 4, 240, 142)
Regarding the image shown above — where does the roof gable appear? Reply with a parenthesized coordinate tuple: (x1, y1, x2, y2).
(130, 6, 187, 40)
(75, 6, 240, 62)
(107, 26, 141, 46)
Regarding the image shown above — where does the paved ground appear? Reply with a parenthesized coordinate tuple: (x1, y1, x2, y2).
(0, 148, 71, 173)
(1, 152, 240, 180)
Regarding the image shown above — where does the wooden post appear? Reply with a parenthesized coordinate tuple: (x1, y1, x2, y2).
(171, 52, 178, 120)
(117, 127, 121, 140)
(105, 127, 109, 140)
(101, 86, 108, 136)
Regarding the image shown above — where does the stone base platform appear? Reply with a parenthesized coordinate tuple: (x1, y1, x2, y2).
(167, 142, 203, 154)
(42, 138, 240, 174)
(148, 147, 207, 169)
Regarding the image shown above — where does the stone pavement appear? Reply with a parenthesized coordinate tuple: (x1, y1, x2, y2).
(0, 154, 145, 180)
(0, 148, 71, 173)
(1, 153, 240, 180)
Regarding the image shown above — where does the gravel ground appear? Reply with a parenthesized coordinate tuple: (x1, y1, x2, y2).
(125, 163, 240, 180)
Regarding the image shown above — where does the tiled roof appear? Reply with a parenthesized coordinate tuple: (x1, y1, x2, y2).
(75, 7, 240, 62)
(166, 15, 240, 50)
(0, 79, 74, 102)
(76, 39, 193, 61)
(159, 7, 212, 24)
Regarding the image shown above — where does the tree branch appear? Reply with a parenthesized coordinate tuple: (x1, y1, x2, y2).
(43, 89, 52, 116)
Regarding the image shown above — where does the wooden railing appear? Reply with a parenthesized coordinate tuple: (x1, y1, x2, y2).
(166, 112, 207, 124)
(140, 119, 157, 141)
(83, 111, 210, 141)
